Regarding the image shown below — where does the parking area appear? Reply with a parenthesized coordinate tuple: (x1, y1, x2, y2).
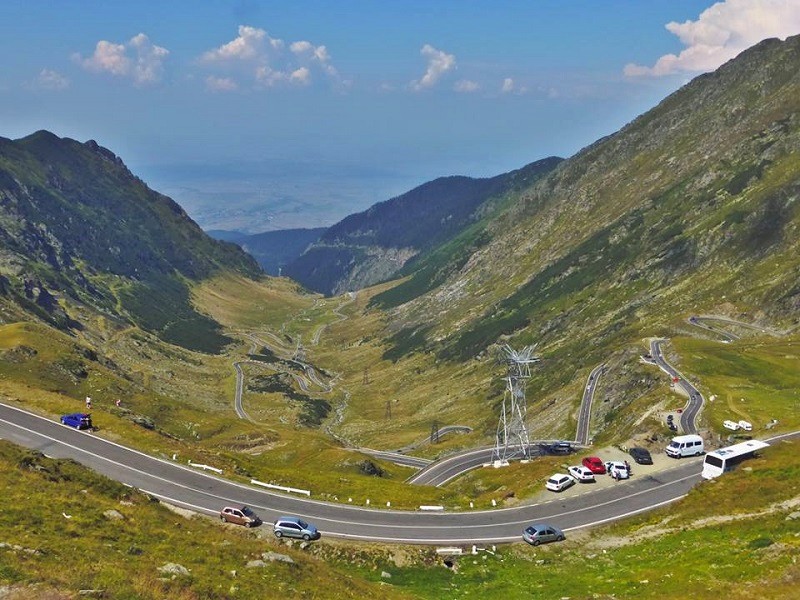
(531, 445, 702, 501)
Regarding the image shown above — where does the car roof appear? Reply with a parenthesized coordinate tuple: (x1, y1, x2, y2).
(527, 523, 561, 531)
(276, 516, 303, 523)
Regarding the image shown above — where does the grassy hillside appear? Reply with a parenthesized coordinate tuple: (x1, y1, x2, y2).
(1, 433, 796, 599)
(0, 441, 414, 600)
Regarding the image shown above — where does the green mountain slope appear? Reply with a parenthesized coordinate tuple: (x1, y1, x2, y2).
(378, 35, 800, 362)
(284, 157, 562, 295)
(0, 131, 261, 352)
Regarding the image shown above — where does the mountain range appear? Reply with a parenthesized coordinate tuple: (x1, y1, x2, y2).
(0, 31, 798, 600)
(282, 157, 562, 295)
(2, 35, 798, 366)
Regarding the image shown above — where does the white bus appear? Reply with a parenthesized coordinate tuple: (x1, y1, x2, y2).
(701, 440, 770, 479)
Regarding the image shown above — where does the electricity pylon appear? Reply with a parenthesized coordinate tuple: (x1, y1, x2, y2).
(492, 344, 540, 464)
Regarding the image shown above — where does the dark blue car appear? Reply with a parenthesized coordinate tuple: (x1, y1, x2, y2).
(60, 413, 92, 430)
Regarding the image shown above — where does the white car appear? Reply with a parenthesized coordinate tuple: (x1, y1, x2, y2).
(545, 473, 576, 492)
(723, 420, 740, 431)
(604, 461, 630, 480)
(738, 420, 753, 431)
(567, 465, 595, 483)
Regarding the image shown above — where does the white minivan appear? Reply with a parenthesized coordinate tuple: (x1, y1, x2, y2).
(665, 434, 704, 458)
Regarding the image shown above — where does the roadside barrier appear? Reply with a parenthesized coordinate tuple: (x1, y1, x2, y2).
(187, 461, 223, 474)
(251, 479, 311, 497)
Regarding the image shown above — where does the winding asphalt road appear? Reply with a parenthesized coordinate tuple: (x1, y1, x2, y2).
(5, 401, 782, 545)
(407, 361, 603, 486)
(576, 364, 604, 446)
(649, 339, 703, 434)
(687, 316, 737, 342)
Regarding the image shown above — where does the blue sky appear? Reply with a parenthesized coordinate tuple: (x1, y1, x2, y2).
(2, 1, 799, 232)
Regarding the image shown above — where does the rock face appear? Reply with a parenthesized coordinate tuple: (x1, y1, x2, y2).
(157, 563, 190, 577)
(284, 157, 562, 295)
(261, 551, 294, 564)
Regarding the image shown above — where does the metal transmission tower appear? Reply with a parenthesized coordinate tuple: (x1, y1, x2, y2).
(293, 337, 306, 363)
(492, 344, 540, 464)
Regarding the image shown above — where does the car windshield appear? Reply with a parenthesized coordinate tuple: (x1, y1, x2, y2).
(298, 520, 309, 529)
(242, 507, 255, 517)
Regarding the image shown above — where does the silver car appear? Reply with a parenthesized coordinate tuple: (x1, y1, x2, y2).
(522, 523, 565, 546)
(273, 516, 320, 541)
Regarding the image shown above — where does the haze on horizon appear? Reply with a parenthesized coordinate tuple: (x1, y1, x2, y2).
(2, 0, 799, 233)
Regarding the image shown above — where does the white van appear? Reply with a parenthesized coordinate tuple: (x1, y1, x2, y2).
(666, 434, 704, 458)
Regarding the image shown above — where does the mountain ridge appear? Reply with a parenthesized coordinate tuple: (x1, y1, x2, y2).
(284, 156, 563, 295)
(0, 131, 262, 352)
(374, 33, 800, 362)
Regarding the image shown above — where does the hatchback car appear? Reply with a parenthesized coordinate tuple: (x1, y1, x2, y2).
(60, 413, 92, 430)
(522, 523, 565, 546)
(220, 505, 262, 527)
(567, 465, 595, 483)
(273, 516, 320, 541)
(629, 447, 653, 465)
(605, 461, 630, 480)
(581, 456, 606, 474)
(545, 473, 576, 492)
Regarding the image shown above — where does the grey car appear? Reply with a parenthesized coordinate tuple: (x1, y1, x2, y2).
(273, 516, 320, 541)
(522, 523, 565, 546)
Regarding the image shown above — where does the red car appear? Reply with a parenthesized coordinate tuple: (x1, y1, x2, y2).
(582, 456, 606, 474)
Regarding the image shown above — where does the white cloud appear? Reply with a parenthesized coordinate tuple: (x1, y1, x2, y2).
(201, 26, 341, 89)
(290, 40, 313, 54)
(35, 69, 70, 90)
(205, 75, 238, 92)
(129, 34, 169, 85)
(290, 67, 311, 85)
(625, 0, 800, 77)
(499, 77, 528, 95)
(202, 25, 283, 62)
(290, 40, 339, 78)
(255, 65, 288, 87)
(74, 33, 168, 85)
(411, 44, 456, 91)
(454, 79, 479, 93)
(76, 40, 130, 76)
